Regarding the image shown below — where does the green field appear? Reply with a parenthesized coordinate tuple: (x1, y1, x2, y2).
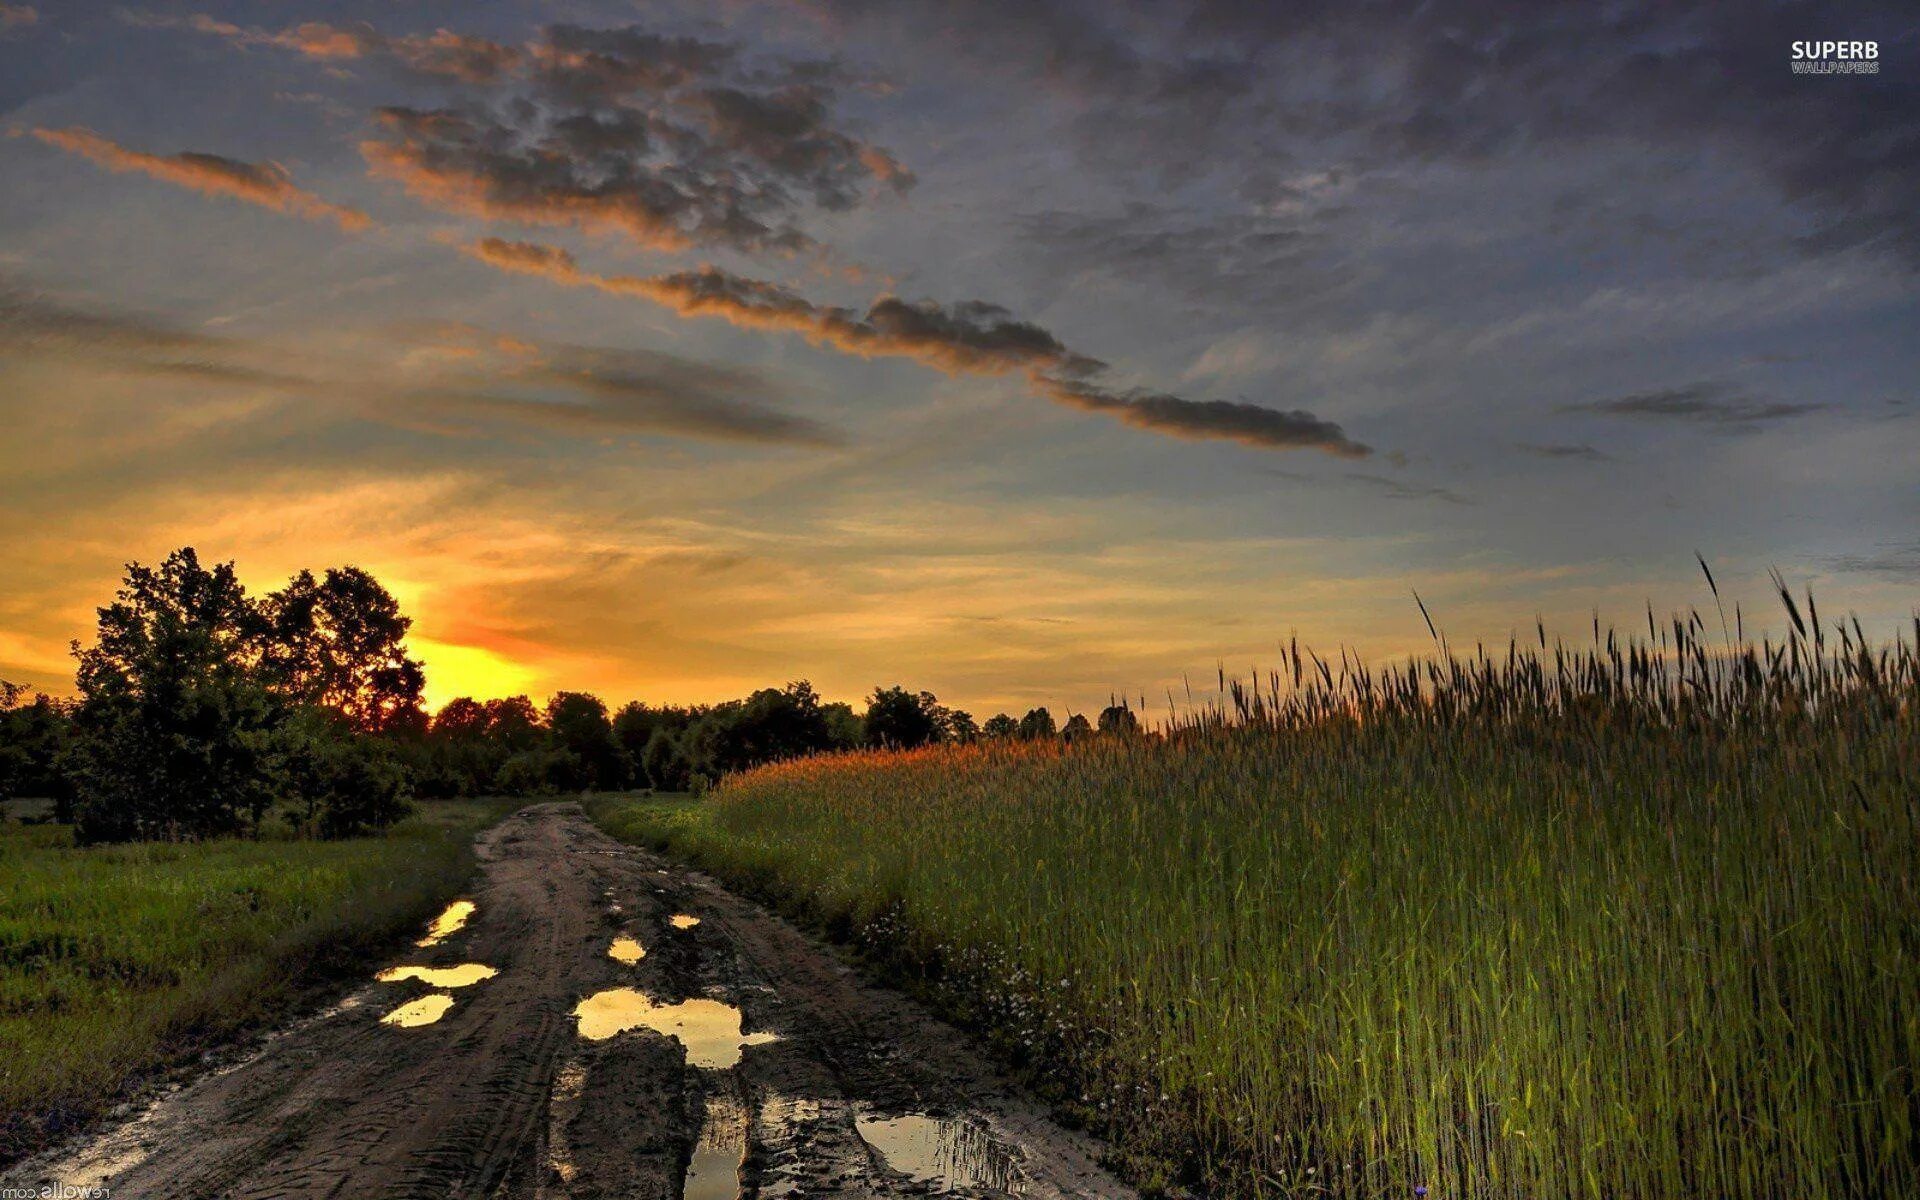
(0, 798, 511, 1162)
(592, 615, 1919, 1198)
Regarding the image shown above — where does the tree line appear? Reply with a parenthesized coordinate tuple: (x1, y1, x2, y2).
(0, 548, 1139, 843)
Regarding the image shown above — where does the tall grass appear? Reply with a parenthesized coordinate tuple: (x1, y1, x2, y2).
(0, 799, 511, 1163)
(604, 589, 1918, 1198)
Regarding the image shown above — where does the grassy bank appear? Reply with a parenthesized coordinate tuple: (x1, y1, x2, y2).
(0, 798, 513, 1162)
(591, 611, 1918, 1199)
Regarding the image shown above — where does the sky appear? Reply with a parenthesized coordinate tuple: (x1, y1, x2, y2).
(1, 0, 1916, 719)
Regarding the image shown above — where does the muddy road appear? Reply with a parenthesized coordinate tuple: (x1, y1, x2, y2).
(21, 803, 1134, 1199)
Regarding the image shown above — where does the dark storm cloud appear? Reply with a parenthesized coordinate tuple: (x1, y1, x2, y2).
(1566, 382, 1822, 425)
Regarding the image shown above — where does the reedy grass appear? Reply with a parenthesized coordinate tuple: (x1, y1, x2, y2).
(601, 593, 1918, 1198)
(0, 798, 513, 1163)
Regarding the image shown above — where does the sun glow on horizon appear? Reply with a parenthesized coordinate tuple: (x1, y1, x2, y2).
(413, 637, 543, 711)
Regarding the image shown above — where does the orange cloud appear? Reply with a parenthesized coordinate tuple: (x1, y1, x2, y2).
(31, 127, 372, 232)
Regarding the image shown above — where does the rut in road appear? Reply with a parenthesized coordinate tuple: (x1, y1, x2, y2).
(24, 802, 1136, 1199)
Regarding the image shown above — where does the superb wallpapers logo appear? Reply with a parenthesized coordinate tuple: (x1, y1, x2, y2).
(1791, 40, 1881, 74)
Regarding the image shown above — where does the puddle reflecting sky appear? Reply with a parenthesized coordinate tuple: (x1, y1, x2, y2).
(683, 1090, 747, 1200)
(608, 937, 646, 964)
(376, 964, 497, 988)
(856, 1111, 1025, 1193)
(669, 914, 701, 929)
(572, 989, 776, 1067)
(382, 993, 457, 1027)
(415, 900, 475, 947)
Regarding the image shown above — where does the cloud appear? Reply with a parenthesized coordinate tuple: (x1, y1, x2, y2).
(402, 341, 842, 448)
(130, 13, 524, 83)
(30, 127, 371, 231)
(1040, 377, 1370, 457)
(0, 4, 35, 34)
(1, 279, 832, 450)
(467, 238, 1369, 456)
(162, 15, 910, 255)
(1519, 442, 1611, 461)
(1824, 543, 1920, 580)
(0, 285, 315, 390)
(1565, 381, 1821, 426)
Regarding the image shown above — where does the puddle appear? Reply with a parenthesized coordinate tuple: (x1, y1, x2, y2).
(572, 989, 777, 1067)
(376, 963, 498, 987)
(416, 899, 476, 946)
(856, 1111, 1025, 1193)
(608, 936, 647, 964)
(382, 993, 457, 1027)
(683, 1090, 748, 1200)
(670, 914, 701, 929)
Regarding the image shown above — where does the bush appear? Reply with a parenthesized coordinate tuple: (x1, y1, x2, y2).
(276, 718, 414, 838)
(68, 680, 283, 844)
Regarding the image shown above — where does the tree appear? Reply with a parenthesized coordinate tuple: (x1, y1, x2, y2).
(277, 712, 413, 837)
(613, 702, 679, 775)
(546, 692, 626, 791)
(261, 567, 426, 733)
(0, 684, 73, 812)
(945, 708, 980, 743)
(68, 549, 284, 842)
(1062, 713, 1093, 741)
(697, 682, 837, 772)
(483, 696, 545, 753)
(981, 713, 1019, 739)
(642, 726, 693, 792)
(1017, 706, 1057, 740)
(822, 701, 864, 750)
(864, 685, 941, 748)
(1097, 704, 1140, 736)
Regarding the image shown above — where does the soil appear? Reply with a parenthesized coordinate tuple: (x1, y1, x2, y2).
(14, 802, 1136, 1199)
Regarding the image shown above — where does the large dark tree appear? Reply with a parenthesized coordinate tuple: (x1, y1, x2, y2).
(546, 691, 627, 791)
(864, 685, 942, 749)
(261, 567, 426, 733)
(65, 548, 424, 841)
(68, 549, 281, 842)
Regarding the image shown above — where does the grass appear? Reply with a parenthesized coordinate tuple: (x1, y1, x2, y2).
(592, 595, 1919, 1199)
(0, 797, 514, 1163)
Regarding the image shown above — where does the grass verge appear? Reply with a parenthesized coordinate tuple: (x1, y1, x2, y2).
(0, 797, 515, 1163)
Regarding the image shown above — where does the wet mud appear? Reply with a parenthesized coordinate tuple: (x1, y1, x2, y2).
(16, 802, 1134, 1198)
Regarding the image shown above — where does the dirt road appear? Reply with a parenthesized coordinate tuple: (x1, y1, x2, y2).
(19, 803, 1134, 1199)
